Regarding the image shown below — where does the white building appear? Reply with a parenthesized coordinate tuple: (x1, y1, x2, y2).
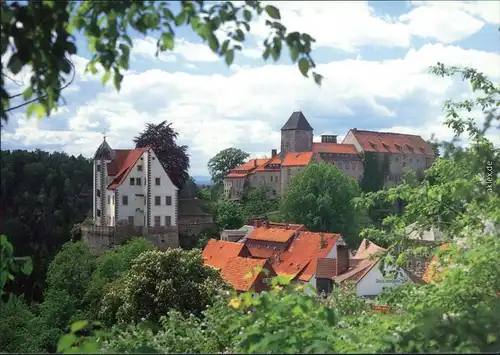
(92, 137, 178, 227)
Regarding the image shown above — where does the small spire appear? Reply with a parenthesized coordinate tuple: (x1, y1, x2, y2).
(102, 131, 107, 141)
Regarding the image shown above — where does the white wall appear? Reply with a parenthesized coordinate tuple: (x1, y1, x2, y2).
(148, 149, 178, 226)
(356, 261, 410, 297)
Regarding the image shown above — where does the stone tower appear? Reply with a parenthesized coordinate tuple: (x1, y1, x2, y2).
(280, 111, 314, 161)
(93, 135, 114, 226)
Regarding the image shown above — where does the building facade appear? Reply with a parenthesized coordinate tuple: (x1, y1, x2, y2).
(92, 137, 178, 228)
(223, 111, 435, 199)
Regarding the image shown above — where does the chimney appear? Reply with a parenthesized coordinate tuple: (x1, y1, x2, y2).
(319, 233, 327, 249)
(336, 245, 349, 275)
(321, 135, 338, 144)
(271, 149, 277, 157)
(254, 159, 257, 167)
(263, 220, 269, 229)
(285, 223, 289, 230)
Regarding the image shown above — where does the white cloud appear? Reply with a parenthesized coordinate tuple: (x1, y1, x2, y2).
(4, 42, 498, 176)
(131, 37, 177, 62)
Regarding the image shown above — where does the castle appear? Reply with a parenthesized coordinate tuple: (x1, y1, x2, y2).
(92, 136, 179, 228)
(223, 111, 435, 198)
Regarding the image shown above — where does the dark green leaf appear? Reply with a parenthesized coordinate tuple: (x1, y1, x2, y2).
(243, 9, 252, 22)
(20, 258, 32, 275)
(208, 34, 220, 52)
(290, 46, 300, 62)
(312, 72, 323, 85)
(265, 5, 281, 20)
(298, 58, 309, 77)
(225, 49, 235, 66)
(7, 54, 23, 75)
(161, 33, 175, 51)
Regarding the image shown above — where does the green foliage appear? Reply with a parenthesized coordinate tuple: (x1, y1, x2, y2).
(99, 248, 228, 324)
(242, 185, 279, 217)
(179, 176, 199, 199)
(214, 200, 246, 229)
(360, 151, 390, 193)
(2, 1, 322, 122)
(280, 163, 364, 245)
(84, 238, 157, 319)
(0, 234, 32, 297)
(208, 147, 250, 185)
(1, 150, 93, 302)
(325, 284, 371, 317)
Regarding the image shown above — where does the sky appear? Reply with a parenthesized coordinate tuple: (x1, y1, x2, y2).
(1, 0, 500, 177)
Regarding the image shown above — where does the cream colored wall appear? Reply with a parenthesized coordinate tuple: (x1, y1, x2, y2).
(223, 177, 246, 199)
(248, 171, 281, 197)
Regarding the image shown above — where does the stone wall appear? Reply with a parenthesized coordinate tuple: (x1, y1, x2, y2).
(81, 224, 179, 254)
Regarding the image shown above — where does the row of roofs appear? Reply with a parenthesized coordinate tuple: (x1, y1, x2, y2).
(202, 220, 410, 294)
(226, 128, 433, 178)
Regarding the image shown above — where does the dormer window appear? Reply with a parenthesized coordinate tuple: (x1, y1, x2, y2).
(406, 144, 414, 153)
(395, 144, 403, 152)
(420, 147, 426, 154)
(382, 142, 391, 152)
(369, 142, 377, 150)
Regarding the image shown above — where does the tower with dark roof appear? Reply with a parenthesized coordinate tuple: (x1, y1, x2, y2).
(280, 111, 314, 161)
(93, 135, 114, 226)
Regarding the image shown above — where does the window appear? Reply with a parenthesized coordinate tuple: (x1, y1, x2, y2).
(352, 162, 356, 170)
(398, 245, 404, 253)
(97, 209, 101, 217)
(166, 196, 172, 206)
(154, 216, 161, 226)
(165, 216, 171, 226)
(122, 195, 128, 205)
(416, 261, 422, 270)
(96, 189, 101, 197)
(155, 177, 161, 186)
(261, 176, 265, 181)
(107, 195, 110, 204)
(112, 195, 115, 204)
(272, 189, 276, 196)
(144, 196, 146, 205)
(96, 164, 101, 172)
(407, 260, 413, 269)
(275, 176, 279, 182)
(410, 158, 413, 164)
(155, 196, 161, 206)
(128, 216, 134, 225)
(270, 176, 273, 182)
(137, 165, 143, 171)
(136, 177, 141, 185)
(130, 177, 135, 185)
(395, 156, 399, 162)
(253, 175, 257, 181)
(345, 162, 349, 169)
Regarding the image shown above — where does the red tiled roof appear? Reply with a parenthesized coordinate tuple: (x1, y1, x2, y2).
(347, 129, 434, 156)
(422, 242, 451, 283)
(334, 258, 378, 283)
(255, 155, 281, 171)
(226, 158, 270, 178)
(202, 239, 247, 270)
(108, 148, 149, 190)
(354, 238, 386, 259)
(247, 226, 296, 243)
(273, 232, 341, 281)
(246, 245, 279, 259)
(282, 152, 314, 166)
(221, 257, 273, 292)
(313, 143, 359, 155)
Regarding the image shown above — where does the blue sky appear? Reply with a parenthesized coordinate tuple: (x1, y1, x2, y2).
(2, 0, 499, 177)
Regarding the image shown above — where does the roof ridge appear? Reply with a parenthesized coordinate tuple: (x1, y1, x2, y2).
(353, 129, 423, 137)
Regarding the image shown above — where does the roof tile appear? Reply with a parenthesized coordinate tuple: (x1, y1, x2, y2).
(313, 143, 359, 155)
(108, 148, 149, 190)
(282, 152, 314, 166)
(202, 239, 247, 269)
(221, 257, 273, 292)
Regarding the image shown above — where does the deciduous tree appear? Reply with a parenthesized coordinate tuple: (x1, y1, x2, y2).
(208, 148, 250, 186)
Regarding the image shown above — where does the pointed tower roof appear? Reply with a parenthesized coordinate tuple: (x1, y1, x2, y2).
(94, 135, 115, 160)
(281, 111, 313, 131)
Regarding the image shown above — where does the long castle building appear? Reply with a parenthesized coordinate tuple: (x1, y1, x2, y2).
(223, 111, 435, 199)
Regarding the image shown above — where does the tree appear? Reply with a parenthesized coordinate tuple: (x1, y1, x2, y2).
(214, 200, 245, 230)
(208, 148, 250, 186)
(2, 1, 322, 122)
(280, 163, 364, 245)
(242, 185, 279, 217)
(134, 121, 190, 188)
(179, 176, 199, 199)
(99, 249, 228, 324)
(0, 150, 93, 302)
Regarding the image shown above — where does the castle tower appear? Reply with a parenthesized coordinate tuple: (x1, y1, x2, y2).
(93, 134, 114, 226)
(280, 111, 313, 161)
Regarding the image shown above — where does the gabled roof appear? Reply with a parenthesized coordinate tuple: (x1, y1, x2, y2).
(272, 232, 341, 282)
(108, 147, 150, 190)
(282, 152, 314, 166)
(334, 258, 379, 283)
(281, 111, 313, 131)
(221, 257, 274, 292)
(254, 154, 281, 171)
(202, 239, 248, 270)
(346, 129, 434, 156)
(354, 238, 386, 259)
(312, 142, 359, 155)
(226, 158, 270, 178)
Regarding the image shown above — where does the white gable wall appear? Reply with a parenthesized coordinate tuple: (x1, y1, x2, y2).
(356, 260, 410, 297)
(148, 149, 178, 227)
